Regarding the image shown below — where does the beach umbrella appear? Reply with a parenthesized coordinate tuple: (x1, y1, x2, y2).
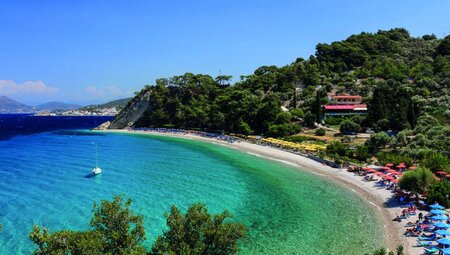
(381, 166, 391, 170)
(434, 222, 450, 228)
(446, 174, 450, 178)
(432, 215, 448, 221)
(386, 169, 396, 173)
(375, 172, 385, 177)
(436, 230, 450, 236)
(430, 203, 446, 210)
(384, 175, 395, 180)
(392, 171, 402, 175)
(362, 167, 372, 171)
(437, 171, 448, 175)
(437, 239, 450, 245)
(431, 209, 447, 215)
(367, 169, 377, 173)
(408, 166, 417, 170)
(385, 163, 394, 167)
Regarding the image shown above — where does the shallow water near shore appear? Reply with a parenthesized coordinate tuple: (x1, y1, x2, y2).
(0, 130, 384, 254)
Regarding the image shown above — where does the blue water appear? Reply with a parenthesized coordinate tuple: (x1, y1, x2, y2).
(0, 115, 384, 254)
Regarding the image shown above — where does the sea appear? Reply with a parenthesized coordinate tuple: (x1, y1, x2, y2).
(0, 114, 384, 254)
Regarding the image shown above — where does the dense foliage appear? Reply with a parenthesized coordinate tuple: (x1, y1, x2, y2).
(398, 167, 435, 193)
(151, 204, 245, 255)
(29, 196, 146, 255)
(118, 29, 450, 141)
(427, 181, 450, 208)
(29, 197, 245, 255)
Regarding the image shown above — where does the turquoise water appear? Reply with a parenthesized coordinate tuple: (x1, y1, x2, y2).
(0, 130, 384, 254)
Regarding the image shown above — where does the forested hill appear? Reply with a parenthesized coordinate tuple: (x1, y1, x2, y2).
(109, 28, 450, 145)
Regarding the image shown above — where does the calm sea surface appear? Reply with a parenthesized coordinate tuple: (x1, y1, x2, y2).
(0, 114, 383, 254)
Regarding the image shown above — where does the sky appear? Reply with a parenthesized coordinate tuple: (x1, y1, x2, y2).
(0, 0, 449, 105)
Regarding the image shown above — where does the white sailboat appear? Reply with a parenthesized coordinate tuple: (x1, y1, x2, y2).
(92, 143, 102, 175)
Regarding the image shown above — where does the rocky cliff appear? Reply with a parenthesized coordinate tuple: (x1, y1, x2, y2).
(107, 91, 152, 129)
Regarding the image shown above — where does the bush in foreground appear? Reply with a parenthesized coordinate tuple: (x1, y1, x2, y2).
(151, 204, 246, 255)
(29, 196, 246, 255)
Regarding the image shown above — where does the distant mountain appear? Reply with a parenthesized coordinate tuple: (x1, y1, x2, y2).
(0, 96, 33, 113)
(35, 102, 80, 111)
(81, 98, 131, 111)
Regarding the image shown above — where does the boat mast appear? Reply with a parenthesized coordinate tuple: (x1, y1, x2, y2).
(95, 143, 98, 168)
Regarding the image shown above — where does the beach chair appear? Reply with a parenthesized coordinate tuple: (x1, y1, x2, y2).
(417, 240, 433, 246)
(424, 247, 439, 254)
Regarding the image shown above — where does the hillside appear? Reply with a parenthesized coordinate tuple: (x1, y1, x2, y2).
(35, 102, 80, 111)
(109, 28, 450, 162)
(0, 96, 33, 113)
(81, 98, 131, 111)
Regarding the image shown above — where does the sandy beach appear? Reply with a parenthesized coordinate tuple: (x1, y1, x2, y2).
(100, 129, 423, 255)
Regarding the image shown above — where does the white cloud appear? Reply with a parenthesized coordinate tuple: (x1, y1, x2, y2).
(0, 80, 59, 96)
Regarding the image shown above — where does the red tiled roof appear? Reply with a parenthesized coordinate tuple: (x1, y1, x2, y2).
(332, 95, 362, 99)
(323, 104, 367, 110)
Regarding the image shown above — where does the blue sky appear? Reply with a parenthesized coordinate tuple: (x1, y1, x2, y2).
(0, 0, 449, 105)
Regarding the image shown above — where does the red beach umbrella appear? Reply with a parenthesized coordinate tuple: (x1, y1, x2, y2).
(392, 171, 402, 175)
(436, 171, 448, 175)
(375, 172, 385, 177)
(362, 167, 372, 171)
(384, 175, 395, 180)
(367, 169, 377, 173)
(386, 169, 396, 173)
(397, 164, 406, 168)
(381, 166, 391, 170)
(385, 163, 394, 167)
(408, 166, 417, 170)
(391, 179, 399, 183)
(445, 174, 450, 178)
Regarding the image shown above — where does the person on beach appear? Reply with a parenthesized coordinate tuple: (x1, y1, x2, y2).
(418, 212, 423, 221)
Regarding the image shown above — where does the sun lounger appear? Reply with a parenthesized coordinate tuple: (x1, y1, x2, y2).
(424, 247, 439, 254)
(417, 241, 433, 246)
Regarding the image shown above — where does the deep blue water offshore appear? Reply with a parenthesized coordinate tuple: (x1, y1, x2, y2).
(0, 114, 384, 254)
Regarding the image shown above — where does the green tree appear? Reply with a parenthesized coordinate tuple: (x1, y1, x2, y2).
(339, 119, 361, 134)
(90, 196, 146, 255)
(29, 196, 147, 255)
(428, 181, 450, 208)
(327, 141, 348, 157)
(315, 128, 326, 136)
(420, 151, 449, 173)
(151, 203, 246, 255)
(353, 146, 371, 161)
(366, 132, 391, 150)
(398, 167, 435, 193)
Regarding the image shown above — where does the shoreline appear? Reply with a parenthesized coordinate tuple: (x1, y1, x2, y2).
(98, 129, 417, 254)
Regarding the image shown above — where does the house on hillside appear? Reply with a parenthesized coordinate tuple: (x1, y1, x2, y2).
(322, 95, 367, 120)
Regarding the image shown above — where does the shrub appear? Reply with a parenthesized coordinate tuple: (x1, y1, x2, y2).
(353, 146, 371, 161)
(151, 204, 246, 255)
(376, 151, 413, 166)
(366, 132, 391, 150)
(420, 151, 449, 173)
(267, 123, 301, 138)
(290, 108, 304, 118)
(324, 117, 345, 126)
(327, 141, 348, 157)
(339, 119, 361, 134)
(398, 167, 435, 193)
(236, 119, 253, 135)
(315, 128, 326, 136)
(428, 181, 450, 208)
